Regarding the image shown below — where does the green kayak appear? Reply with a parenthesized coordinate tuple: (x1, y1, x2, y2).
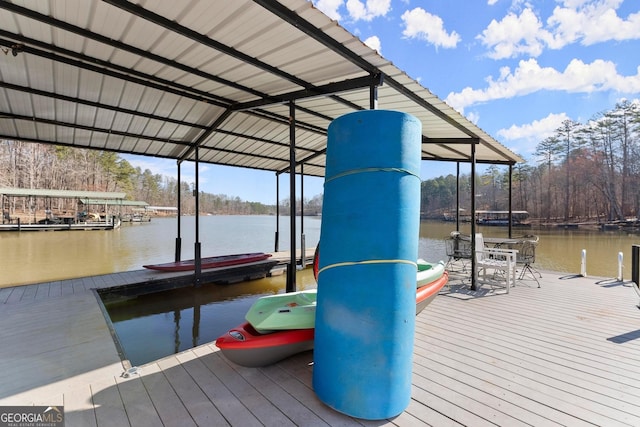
(417, 260, 445, 288)
(245, 289, 317, 334)
(246, 260, 445, 334)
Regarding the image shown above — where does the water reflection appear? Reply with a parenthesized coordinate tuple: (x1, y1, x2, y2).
(102, 268, 317, 366)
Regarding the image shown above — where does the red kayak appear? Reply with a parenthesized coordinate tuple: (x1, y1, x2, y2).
(215, 322, 314, 367)
(143, 252, 272, 272)
(216, 271, 448, 367)
(416, 271, 449, 315)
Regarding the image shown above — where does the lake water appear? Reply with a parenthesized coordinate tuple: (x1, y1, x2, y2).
(102, 267, 319, 366)
(2, 215, 640, 287)
(0, 215, 321, 287)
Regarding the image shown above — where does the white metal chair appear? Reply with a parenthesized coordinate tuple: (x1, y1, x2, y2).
(474, 233, 518, 293)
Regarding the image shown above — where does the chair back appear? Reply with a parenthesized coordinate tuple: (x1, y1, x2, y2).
(519, 240, 537, 264)
(475, 233, 486, 262)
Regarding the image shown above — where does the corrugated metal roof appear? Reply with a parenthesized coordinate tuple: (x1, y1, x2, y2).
(79, 199, 148, 206)
(0, 0, 523, 178)
(0, 188, 126, 199)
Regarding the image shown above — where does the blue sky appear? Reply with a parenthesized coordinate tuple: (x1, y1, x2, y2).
(124, 0, 640, 204)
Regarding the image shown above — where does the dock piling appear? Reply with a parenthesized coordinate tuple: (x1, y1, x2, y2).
(580, 249, 587, 277)
(617, 252, 623, 282)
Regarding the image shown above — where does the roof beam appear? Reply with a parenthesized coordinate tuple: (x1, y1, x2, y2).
(0, 31, 333, 142)
(0, 81, 208, 131)
(231, 73, 383, 112)
(1, 112, 195, 146)
(421, 137, 477, 160)
(0, 1, 270, 100)
(421, 156, 515, 165)
(102, 0, 369, 113)
(0, 32, 229, 107)
(384, 75, 481, 140)
(0, 133, 328, 175)
(254, 3, 516, 164)
(102, 0, 309, 89)
(254, 0, 379, 75)
(0, 2, 361, 126)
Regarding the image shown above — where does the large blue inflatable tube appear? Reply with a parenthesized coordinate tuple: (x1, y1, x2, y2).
(313, 110, 422, 419)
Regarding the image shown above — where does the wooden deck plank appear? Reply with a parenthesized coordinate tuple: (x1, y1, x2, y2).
(412, 343, 592, 427)
(0, 291, 123, 399)
(439, 286, 640, 365)
(416, 334, 632, 424)
(115, 374, 163, 427)
(92, 274, 109, 289)
(410, 381, 497, 427)
(0, 286, 12, 303)
(19, 283, 38, 300)
(402, 398, 463, 427)
(426, 299, 640, 372)
(193, 346, 298, 427)
(423, 281, 640, 426)
(91, 376, 130, 427)
(257, 360, 361, 427)
(63, 384, 98, 427)
(138, 363, 197, 427)
(156, 355, 230, 426)
(61, 280, 76, 296)
(412, 355, 545, 427)
(256, 352, 390, 426)
(424, 304, 640, 402)
(34, 282, 51, 300)
(174, 350, 263, 427)
(72, 278, 86, 294)
(49, 280, 63, 297)
(81, 276, 97, 291)
(5, 285, 25, 303)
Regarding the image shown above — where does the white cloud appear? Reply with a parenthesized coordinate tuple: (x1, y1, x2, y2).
(478, 9, 550, 59)
(547, 0, 640, 47)
(497, 112, 570, 141)
(346, 0, 391, 21)
(446, 58, 640, 112)
(466, 111, 480, 125)
(488, 0, 499, 5)
(401, 7, 461, 49)
(314, 0, 344, 21)
(363, 35, 382, 53)
(478, 1, 640, 59)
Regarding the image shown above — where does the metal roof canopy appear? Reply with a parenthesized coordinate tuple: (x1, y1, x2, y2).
(79, 199, 148, 207)
(0, 188, 126, 199)
(0, 0, 522, 179)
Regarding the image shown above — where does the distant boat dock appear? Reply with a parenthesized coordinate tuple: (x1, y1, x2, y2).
(1, 187, 150, 232)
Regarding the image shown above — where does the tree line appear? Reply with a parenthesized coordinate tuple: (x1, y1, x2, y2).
(0, 141, 297, 215)
(421, 100, 640, 223)
(3, 100, 638, 222)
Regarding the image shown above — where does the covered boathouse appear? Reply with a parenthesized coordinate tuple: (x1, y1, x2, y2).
(2, 2, 633, 427)
(0, 0, 523, 289)
(0, 187, 132, 230)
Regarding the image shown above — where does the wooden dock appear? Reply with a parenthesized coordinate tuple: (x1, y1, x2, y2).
(0, 218, 122, 232)
(1, 267, 640, 426)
